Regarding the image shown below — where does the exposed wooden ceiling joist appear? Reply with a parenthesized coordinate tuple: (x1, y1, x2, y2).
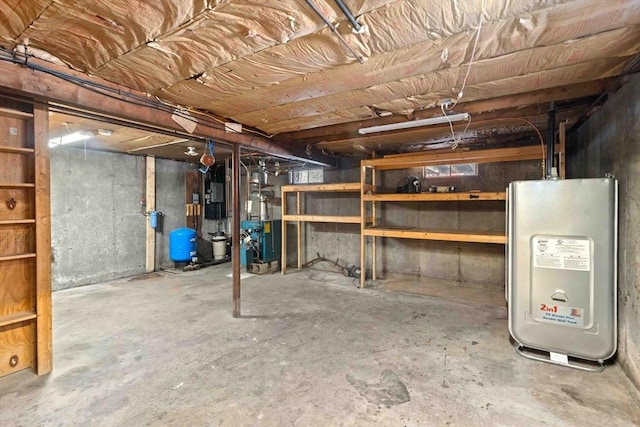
(0, 0, 638, 159)
(0, 57, 334, 165)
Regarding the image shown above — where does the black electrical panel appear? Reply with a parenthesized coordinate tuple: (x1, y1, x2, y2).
(204, 165, 226, 219)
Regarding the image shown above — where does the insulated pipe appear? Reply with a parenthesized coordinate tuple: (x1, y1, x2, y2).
(546, 102, 556, 178)
(232, 143, 241, 318)
(333, 0, 364, 33)
(305, 0, 336, 30)
(304, 0, 363, 63)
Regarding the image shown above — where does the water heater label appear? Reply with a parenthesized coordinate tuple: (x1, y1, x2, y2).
(537, 304, 585, 327)
(532, 237, 590, 271)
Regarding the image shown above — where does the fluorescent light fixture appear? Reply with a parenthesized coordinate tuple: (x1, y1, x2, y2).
(358, 113, 470, 134)
(48, 131, 93, 147)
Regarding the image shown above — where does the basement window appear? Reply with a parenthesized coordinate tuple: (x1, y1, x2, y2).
(424, 163, 477, 177)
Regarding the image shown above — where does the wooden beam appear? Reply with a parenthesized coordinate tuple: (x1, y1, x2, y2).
(362, 145, 558, 170)
(363, 192, 507, 202)
(282, 182, 362, 193)
(276, 79, 613, 144)
(363, 228, 506, 244)
(0, 59, 333, 166)
(145, 156, 155, 273)
(559, 121, 567, 179)
(281, 184, 287, 274)
(296, 192, 301, 270)
(282, 214, 362, 224)
(33, 102, 52, 375)
(311, 103, 588, 153)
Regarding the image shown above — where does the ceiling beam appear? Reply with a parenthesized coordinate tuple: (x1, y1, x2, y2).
(313, 103, 589, 154)
(275, 78, 615, 145)
(0, 56, 333, 166)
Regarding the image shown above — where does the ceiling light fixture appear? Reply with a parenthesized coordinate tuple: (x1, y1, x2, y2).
(358, 113, 470, 135)
(48, 130, 94, 147)
(185, 146, 198, 156)
(97, 129, 113, 136)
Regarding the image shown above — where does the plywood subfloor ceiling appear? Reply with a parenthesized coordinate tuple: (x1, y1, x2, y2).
(1, 0, 639, 157)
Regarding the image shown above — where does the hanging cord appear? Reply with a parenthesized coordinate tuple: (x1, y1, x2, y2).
(441, 104, 472, 150)
(448, 3, 484, 110)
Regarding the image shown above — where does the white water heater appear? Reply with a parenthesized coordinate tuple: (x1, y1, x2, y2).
(507, 178, 617, 371)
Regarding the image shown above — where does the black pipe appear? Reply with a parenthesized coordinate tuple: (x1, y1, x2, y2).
(305, 0, 337, 31)
(304, 0, 364, 63)
(546, 101, 556, 178)
(333, 0, 363, 33)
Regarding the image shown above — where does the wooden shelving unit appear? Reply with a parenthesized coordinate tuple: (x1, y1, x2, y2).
(282, 182, 371, 273)
(359, 145, 560, 288)
(0, 100, 52, 377)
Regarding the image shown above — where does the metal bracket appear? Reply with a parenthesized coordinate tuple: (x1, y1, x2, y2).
(514, 343, 605, 373)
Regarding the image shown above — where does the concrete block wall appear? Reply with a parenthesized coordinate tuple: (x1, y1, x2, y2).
(291, 161, 541, 288)
(50, 148, 194, 288)
(568, 73, 640, 386)
(50, 147, 147, 290)
(154, 158, 193, 268)
(283, 167, 363, 272)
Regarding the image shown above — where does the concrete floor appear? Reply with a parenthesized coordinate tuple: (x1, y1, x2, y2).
(1, 266, 639, 426)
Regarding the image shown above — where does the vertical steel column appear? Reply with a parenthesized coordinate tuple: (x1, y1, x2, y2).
(546, 101, 556, 178)
(232, 144, 241, 318)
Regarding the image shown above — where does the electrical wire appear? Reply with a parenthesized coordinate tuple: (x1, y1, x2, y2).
(449, 2, 484, 110)
(474, 117, 547, 178)
(441, 104, 472, 150)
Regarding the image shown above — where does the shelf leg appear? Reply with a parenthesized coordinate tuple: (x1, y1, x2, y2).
(282, 190, 287, 274)
(360, 165, 366, 288)
(372, 167, 377, 282)
(296, 192, 302, 270)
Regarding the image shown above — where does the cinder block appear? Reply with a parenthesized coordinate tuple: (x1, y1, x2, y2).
(251, 263, 270, 274)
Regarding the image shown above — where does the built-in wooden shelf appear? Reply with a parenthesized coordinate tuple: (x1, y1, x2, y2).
(365, 145, 559, 170)
(0, 146, 35, 154)
(362, 191, 507, 202)
(0, 183, 35, 188)
(363, 227, 507, 244)
(0, 107, 33, 119)
(282, 182, 371, 193)
(0, 102, 52, 377)
(0, 253, 37, 262)
(0, 311, 37, 328)
(283, 214, 368, 224)
(282, 182, 366, 274)
(0, 219, 36, 225)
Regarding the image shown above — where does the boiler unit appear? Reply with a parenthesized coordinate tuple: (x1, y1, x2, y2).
(507, 178, 618, 371)
(241, 219, 282, 264)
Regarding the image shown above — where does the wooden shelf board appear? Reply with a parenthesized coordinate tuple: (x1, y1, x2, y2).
(363, 191, 506, 202)
(0, 183, 35, 188)
(363, 227, 506, 244)
(0, 311, 37, 328)
(362, 145, 559, 170)
(0, 253, 37, 262)
(0, 107, 33, 119)
(282, 182, 362, 193)
(0, 219, 36, 225)
(283, 214, 361, 224)
(0, 146, 35, 154)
